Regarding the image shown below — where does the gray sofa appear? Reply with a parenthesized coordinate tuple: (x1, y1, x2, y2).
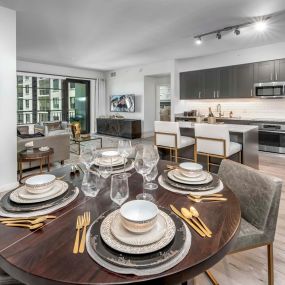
(17, 127, 70, 170)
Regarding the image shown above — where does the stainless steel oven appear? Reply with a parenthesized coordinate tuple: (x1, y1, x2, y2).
(256, 123, 285, 153)
(254, 82, 285, 98)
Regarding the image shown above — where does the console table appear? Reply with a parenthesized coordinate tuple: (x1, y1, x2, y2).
(96, 118, 141, 139)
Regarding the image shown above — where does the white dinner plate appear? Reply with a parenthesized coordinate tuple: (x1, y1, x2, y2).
(172, 170, 208, 182)
(19, 183, 61, 200)
(168, 170, 213, 185)
(179, 170, 203, 178)
(10, 180, 68, 204)
(94, 157, 126, 167)
(111, 213, 166, 246)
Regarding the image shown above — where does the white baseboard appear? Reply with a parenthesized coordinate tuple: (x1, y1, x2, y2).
(0, 181, 19, 193)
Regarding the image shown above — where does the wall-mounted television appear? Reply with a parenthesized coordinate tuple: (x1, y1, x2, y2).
(110, 94, 135, 112)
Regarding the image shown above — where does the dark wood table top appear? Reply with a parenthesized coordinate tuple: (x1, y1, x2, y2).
(0, 161, 241, 285)
(18, 148, 54, 159)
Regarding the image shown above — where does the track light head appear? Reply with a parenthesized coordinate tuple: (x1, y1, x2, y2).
(194, 37, 202, 45)
(216, 32, 222, 40)
(234, 28, 240, 35)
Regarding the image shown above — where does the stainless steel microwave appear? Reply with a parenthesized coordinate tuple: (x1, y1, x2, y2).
(254, 82, 285, 98)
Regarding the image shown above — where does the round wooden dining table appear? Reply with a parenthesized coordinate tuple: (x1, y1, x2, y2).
(0, 161, 241, 285)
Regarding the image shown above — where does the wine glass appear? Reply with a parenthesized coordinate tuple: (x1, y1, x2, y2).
(110, 173, 129, 206)
(118, 140, 132, 176)
(134, 145, 154, 201)
(80, 144, 96, 169)
(145, 166, 158, 190)
(81, 169, 101, 197)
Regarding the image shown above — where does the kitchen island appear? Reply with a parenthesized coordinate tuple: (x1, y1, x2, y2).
(178, 121, 259, 169)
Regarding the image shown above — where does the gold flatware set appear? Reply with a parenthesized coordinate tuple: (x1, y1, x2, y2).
(188, 193, 227, 203)
(170, 204, 212, 238)
(73, 211, 91, 254)
(0, 215, 56, 230)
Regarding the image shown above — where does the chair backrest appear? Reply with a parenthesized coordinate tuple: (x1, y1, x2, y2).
(218, 159, 282, 241)
(154, 121, 181, 148)
(195, 123, 230, 157)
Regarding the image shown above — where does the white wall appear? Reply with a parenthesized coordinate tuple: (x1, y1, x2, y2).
(106, 60, 174, 136)
(174, 41, 285, 120)
(17, 61, 106, 133)
(0, 6, 17, 192)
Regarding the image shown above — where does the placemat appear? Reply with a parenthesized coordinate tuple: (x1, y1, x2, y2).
(86, 221, 191, 276)
(158, 175, 224, 195)
(0, 187, 79, 218)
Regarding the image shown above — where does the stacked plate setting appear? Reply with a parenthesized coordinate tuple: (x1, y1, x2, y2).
(88, 200, 187, 269)
(92, 150, 133, 172)
(0, 174, 72, 213)
(163, 162, 221, 192)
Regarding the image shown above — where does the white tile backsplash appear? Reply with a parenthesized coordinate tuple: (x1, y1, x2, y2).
(175, 98, 285, 120)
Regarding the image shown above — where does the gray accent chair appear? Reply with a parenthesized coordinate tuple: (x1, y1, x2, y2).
(0, 268, 22, 284)
(213, 159, 282, 285)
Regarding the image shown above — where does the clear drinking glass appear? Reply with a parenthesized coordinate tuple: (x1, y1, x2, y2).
(80, 145, 96, 169)
(98, 164, 112, 179)
(81, 170, 101, 197)
(145, 166, 158, 190)
(134, 145, 154, 201)
(110, 173, 129, 206)
(95, 151, 113, 179)
(118, 139, 132, 176)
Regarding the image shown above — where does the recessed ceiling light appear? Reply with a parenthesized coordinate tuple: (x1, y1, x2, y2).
(255, 20, 267, 31)
(195, 37, 202, 45)
(216, 32, 222, 40)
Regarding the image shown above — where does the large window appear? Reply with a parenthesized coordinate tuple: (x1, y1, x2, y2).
(17, 75, 62, 124)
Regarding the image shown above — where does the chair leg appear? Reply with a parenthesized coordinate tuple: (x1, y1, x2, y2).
(267, 243, 274, 285)
(175, 148, 178, 163)
(207, 155, 210, 172)
(205, 270, 219, 285)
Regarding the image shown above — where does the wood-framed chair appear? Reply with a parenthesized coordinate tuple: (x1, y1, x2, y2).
(205, 159, 282, 285)
(154, 121, 195, 163)
(194, 123, 242, 171)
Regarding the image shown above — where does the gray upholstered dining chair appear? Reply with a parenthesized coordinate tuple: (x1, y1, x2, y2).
(0, 267, 22, 284)
(206, 159, 282, 285)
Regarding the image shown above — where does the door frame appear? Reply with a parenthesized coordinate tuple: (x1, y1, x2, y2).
(63, 78, 90, 133)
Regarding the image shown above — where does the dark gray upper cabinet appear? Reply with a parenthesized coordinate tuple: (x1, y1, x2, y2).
(275, 59, 285, 81)
(204, 68, 219, 99)
(218, 67, 234, 98)
(180, 70, 204, 99)
(233, 63, 254, 98)
(254, 60, 275, 83)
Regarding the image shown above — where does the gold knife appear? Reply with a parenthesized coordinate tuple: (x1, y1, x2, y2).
(170, 204, 206, 237)
(0, 215, 56, 222)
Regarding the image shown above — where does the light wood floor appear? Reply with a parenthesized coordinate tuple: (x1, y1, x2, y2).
(194, 151, 285, 285)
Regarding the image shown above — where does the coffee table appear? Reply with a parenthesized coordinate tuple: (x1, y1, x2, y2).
(18, 148, 54, 180)
(70, 135, 102, 155)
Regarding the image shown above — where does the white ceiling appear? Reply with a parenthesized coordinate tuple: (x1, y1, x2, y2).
(1, 0, 285, 71)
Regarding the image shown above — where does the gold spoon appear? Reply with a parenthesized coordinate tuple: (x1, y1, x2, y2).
(5, 223, 44, 230)
(0, 215, 56, 222)
(181, 207, 211, 237)
(188, 196, 227, 203)
(190, 206, 212, 236)
(1, 216, 48, 225)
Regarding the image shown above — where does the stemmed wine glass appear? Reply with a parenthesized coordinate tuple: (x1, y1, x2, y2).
(117, 140, 132, 176)
(145, 166, 159, 190)
(134, 145, 155, 201)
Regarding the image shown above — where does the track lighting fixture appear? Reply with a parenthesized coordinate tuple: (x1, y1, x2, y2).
(193, 13, 272, 44)
(194, 37, 202, 45)
(234, 28, 240, 35)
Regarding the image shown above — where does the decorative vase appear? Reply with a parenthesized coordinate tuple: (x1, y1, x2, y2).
(71, 122, 81, 139)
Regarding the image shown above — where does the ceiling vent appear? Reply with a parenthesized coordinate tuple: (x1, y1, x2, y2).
(110, 72, 116, 78)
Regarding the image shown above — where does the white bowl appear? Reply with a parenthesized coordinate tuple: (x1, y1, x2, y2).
(25, 174, 56, 190)
(179, 162, 203, 172)
(120, 200, 158, 233)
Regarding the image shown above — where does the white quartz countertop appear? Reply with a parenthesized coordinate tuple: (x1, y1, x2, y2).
(178, 121, 258, 133)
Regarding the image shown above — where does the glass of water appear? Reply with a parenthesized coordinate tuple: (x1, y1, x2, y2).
(81, 170, 101, 197)
(110, 173, 129, 206)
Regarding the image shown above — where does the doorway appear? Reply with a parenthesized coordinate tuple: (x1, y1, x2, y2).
(64, 79, 90, 133)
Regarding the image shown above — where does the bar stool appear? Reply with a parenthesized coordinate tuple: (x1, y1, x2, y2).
(194, 123, 242, 171)
(154, 121, 195, 162)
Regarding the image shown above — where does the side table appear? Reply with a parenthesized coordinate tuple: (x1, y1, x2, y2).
(18, 148, 54, 180)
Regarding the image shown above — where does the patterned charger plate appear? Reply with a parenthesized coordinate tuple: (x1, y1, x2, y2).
(163, 171, 220, 192)
(0, 181, 73, 212)
(89, 207, 186, 269)
(110, 212, 167, 246)
(9, 180, 68, 204)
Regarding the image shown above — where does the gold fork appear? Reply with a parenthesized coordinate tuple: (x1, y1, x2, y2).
(79, 212, 91, 253)
(73, 215, 83, 254)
